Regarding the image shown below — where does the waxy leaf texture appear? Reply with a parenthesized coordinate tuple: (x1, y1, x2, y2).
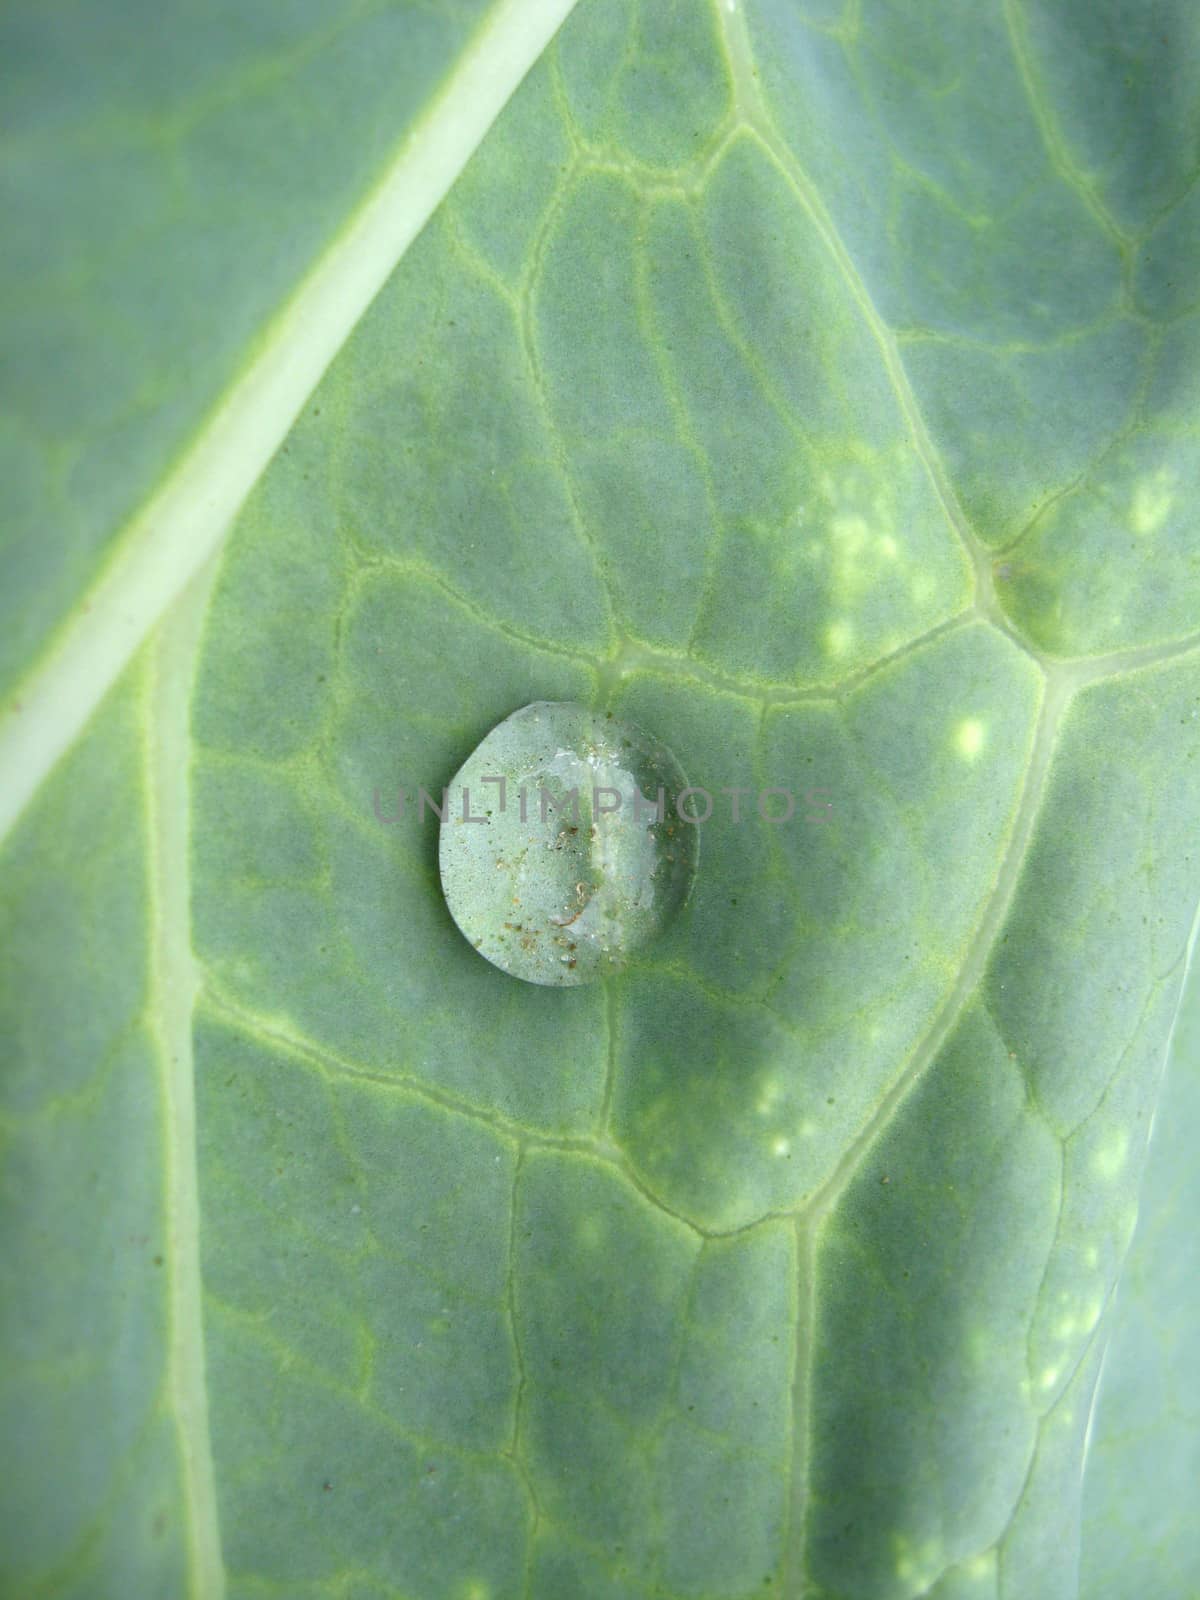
(2, 1, 1198, 1596)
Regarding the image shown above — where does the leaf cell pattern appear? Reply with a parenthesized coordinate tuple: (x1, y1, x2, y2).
(2, 1, 1199, 1598)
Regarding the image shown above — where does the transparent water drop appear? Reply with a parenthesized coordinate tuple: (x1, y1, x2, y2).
(438, 701, 697, 986)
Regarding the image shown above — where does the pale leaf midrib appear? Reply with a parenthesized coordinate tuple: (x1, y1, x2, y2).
(145, 557, 224, 1599)
(0, 0, 582, 845)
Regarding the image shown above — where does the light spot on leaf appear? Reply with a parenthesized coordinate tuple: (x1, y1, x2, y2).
(893, 1535, 944, 1590)
(955, 717, 986, 759)
(755, 1076, 782, 1116)
(1091, 1129, 1130, 1180)
(1131, 468, 1174, 536)
(825, 618, 854, 657)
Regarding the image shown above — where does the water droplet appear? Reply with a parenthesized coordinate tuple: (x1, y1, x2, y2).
(438, 701, 697, 986)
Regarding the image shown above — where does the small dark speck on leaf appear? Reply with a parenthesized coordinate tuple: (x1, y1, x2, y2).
(153, 1254, 163, 1266)
(322, 1480, 332, 1492)
(879, 1174, 890, 1186)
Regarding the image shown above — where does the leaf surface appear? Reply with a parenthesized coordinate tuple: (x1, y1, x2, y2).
(1080, 958, 1200, 1595)
(2, 1, 1199, 1597)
